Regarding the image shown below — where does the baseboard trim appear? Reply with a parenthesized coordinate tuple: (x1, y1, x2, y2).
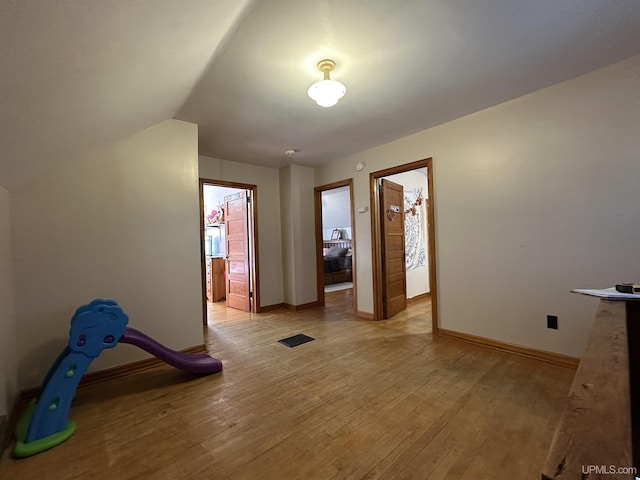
(356, 310, 375, 320)
(258, 303, 285, 312)
(407, 292, 431, 304)
(284, 301, 319, 311)
(16, 344, 209, 403)
(256, 303, 284, 313)
(437, 328, 579, 369)
(80, 344, 208, 388)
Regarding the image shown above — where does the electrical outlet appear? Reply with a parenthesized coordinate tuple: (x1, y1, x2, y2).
(547, 315, 558, 329)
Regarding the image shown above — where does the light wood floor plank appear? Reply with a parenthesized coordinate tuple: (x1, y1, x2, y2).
(0, 290, 573, 479)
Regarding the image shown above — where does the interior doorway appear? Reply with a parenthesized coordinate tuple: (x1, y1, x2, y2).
(314, 179, 356, 311)
(370, 158, 438, 332)
(199, 179, 259, 326)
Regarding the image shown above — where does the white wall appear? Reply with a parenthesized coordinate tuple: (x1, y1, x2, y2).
(280, 166, 294, 305)
(11, 120, 203, 389)
(0, 187, 18, 418)
(316, 55, 640, 357)
(198, 155, 284, 307)
(386, 169, 430, 298)
(280, 165, 317, 306)
(322, 186, 351, 239)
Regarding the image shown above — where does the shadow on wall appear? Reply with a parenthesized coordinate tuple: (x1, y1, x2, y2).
(18, 336, 68, 391)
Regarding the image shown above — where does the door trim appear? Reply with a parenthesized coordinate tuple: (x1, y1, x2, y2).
(199, 178, 261, 326)
(314, 179, 356, 312)
(369, 158, 438, 333)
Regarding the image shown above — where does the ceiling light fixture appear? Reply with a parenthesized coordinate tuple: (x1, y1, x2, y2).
(307, 59, 346, 107)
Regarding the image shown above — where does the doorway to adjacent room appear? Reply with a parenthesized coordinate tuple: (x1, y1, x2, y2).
(370, 158, 438, 332)
(199, 179, 259, 326)
(314, 179, 356, 313)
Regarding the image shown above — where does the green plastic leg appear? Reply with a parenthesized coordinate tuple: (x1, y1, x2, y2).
(14, 399, 77, 458)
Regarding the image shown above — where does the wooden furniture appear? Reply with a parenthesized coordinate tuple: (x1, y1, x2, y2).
(323, 239, 352, 249)
(205, 257, 226, 302)
(541, 300, 638, 479)
(324, 267, 352, 285)
(323, 239, 352, 285)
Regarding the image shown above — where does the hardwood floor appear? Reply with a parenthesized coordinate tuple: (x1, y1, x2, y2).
(1, 294, 574, 479)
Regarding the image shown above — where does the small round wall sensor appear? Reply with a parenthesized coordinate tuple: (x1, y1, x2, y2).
(356, 162, 365, 171)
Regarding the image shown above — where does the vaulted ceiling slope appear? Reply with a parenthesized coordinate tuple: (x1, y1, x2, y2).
(2, 0, 640, 191)
(0, 0, 252, 190)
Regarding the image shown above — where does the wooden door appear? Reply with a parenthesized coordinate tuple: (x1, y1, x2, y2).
(380, 179, 407, 318)
(224, 192, 251, 311)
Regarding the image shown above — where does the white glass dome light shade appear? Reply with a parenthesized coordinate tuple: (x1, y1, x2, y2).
(307, 59, 347, 107)
(308, 79, 346, 107)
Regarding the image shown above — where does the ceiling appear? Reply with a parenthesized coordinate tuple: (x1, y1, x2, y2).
(2, 0, 640, 191)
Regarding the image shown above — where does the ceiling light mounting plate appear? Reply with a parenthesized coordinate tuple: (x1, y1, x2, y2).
(317, 59, 336, 75)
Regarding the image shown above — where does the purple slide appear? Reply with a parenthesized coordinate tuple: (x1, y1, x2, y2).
(120, 327, 222, 374)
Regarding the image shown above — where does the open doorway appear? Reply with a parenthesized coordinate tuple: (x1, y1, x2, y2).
(370, 158, 438, 332)
(199, 179, 259, 326)
(314, 179, 356, 312)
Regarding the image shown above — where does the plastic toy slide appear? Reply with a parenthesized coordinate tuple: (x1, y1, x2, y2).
(120, 327, 222, 374)
(13, 299, 222, 458)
